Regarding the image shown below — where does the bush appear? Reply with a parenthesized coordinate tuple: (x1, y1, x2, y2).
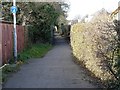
(70, 10, 120, 89)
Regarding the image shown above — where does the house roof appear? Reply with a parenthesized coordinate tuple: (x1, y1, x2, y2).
(110, 6, 120, 17)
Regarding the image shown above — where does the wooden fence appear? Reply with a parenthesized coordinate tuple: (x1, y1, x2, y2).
(0, 21, 27, 65)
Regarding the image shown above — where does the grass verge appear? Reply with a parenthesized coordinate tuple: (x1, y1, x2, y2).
(17, 43, 52, 62)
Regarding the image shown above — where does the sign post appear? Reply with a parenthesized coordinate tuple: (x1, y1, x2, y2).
(11, 0, 17, 63)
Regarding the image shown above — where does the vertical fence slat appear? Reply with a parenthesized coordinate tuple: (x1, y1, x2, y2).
(2, 24, 6, 64)
(0, 23, 2, 66)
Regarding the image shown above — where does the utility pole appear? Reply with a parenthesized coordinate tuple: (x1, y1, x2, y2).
(12, 0, 17, 63)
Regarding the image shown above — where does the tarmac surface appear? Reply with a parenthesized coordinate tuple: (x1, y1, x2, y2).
(4, 33, 98, 88)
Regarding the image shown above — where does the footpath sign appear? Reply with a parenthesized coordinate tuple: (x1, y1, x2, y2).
(10, 6, 17, 13)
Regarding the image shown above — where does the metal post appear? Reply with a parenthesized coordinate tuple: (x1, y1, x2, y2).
(13, 0, 17, 63)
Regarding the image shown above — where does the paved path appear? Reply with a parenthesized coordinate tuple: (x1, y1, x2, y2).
(4, 34, 98, 88)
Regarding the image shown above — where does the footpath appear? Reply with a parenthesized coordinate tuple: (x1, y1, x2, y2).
(4, 33, 98, 88)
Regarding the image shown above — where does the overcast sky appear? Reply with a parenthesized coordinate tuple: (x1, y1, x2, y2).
(67, 0, 120, 20)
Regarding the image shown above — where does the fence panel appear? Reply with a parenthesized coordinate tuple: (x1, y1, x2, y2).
(0, 22, 26, 65)
(17, 25, 25, 52)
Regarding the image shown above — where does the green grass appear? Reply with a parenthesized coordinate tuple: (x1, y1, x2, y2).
(1, 64, 20, 83)
(1, 43, 52, 84)
(18, 43, 52, 62)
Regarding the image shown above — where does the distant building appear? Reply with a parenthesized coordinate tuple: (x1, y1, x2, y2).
(84, 15, 93, 22)
(70, 19, 78, 25)
(110, 1, 120, 20)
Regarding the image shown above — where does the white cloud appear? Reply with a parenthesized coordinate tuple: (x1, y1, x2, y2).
(67, 0, 120, 20)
